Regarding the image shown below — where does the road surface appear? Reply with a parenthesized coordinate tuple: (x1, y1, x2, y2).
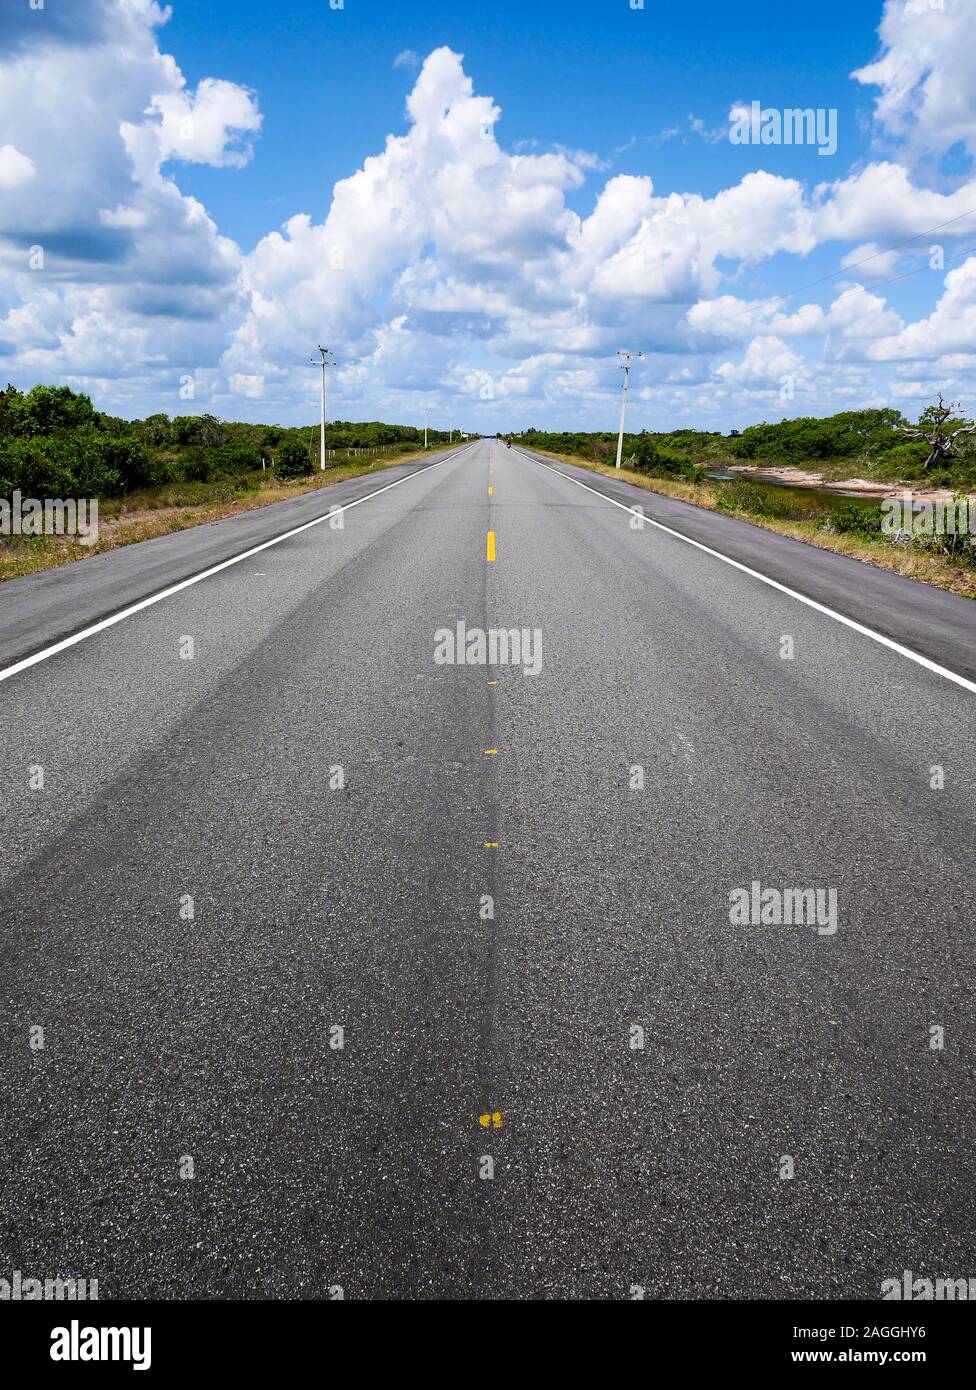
(1, 438, 974, 1299)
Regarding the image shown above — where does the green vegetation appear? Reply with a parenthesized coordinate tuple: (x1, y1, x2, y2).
(0, 382, 457, 502)
(627, 434, 707, 482)
(517, 404, 976, 489)
(274, 437, 314, 479)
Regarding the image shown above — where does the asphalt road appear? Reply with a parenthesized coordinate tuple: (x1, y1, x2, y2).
(1, 438, 974, 1300)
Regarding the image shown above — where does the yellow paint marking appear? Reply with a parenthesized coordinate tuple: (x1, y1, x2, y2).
(487, 679, 497, 685)
(479, 1112, 504, 1129)
(483, 841, 498, 849)
(487, 530, 496, 562)
(484, 748, 498, 756)
(488, 485, 494, 495)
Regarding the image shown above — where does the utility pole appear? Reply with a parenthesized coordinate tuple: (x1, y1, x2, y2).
(423, 404, 429, 449)
(614, 350, 642, 470)
(309, 345, 336, 470)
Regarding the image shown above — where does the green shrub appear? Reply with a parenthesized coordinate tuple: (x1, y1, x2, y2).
(178, 447, 216, 484)
(830, 503, 884, 536)
(275, 437, 313, 478)
(0, 433, 123, 497)
(630, 436, 705, 481)
(72, 428, 150, 494)
(714, 480, 820, 521)
(209, 442, 264, 476)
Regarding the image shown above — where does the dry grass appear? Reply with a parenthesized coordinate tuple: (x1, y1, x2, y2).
(0, 446, 438, 583)
(526, 447, 976, 601)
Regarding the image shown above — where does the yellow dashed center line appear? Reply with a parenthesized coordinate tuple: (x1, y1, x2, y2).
(486, 530, 496, 562)
(484, 748, 498, 756)
(483, 841, 498, 848)
(488, 485, 493, 495)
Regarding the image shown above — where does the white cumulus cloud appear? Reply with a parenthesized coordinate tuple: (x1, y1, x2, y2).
(149, 74, 262, 168)
(853, 0, 976, 162)
(0, 144, 36, 190)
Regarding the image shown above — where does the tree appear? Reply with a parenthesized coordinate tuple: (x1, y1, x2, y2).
(0, 384, 96, 437)
(138, 413, 172, 446)
(172, 416, 203, 445)
(898, 394, 976, 469)
(0, 383, 25, 436)
(197, 413, 224, 448)
(275, 437, 313, 478)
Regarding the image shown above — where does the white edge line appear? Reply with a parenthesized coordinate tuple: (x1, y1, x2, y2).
(515, 446, 976, 698)
(0, 443, 476, 686)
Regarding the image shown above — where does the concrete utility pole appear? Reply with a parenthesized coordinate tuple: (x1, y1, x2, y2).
(309, 346, 336, 469)
(614, 350, 642, 470)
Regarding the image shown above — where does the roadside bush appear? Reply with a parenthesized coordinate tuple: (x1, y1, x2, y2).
(72, 428, 151, 493)
(0, 433, 124, 498)
(829, 503, 884, 536)
(231, 471, 264, 493)
(630, 436, 705, 481)
(133, 455, 182, 489)
(177, 443, 262, 484)
(178, 447, 218, 484)
(209, 442, 264, 475)
(0, 437, 75, 496)
(921, 530, 976, 566)
(714, 480, 820, 521)
(275, 437, 313, 479)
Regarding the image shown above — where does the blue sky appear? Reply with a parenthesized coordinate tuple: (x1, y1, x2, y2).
(167, 0, 876, 249)
(1, 0, 975, 432)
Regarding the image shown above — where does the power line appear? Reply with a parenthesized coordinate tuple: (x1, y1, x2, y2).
(680, 209, 976, 357)
(782, 205, 976, 300)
